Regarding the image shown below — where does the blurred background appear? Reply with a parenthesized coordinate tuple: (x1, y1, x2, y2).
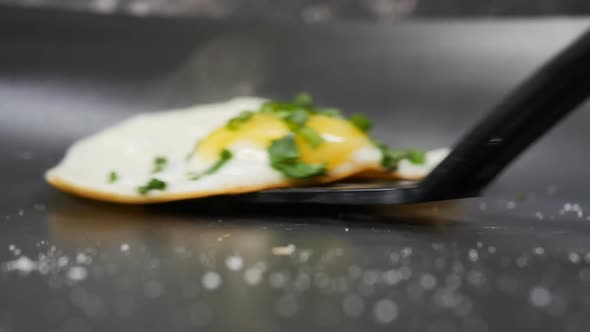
(3, 0, 590, 19)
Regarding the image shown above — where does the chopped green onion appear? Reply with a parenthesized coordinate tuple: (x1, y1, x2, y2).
(376, 142, 427, 170)
(137, 178, 167, 195)
(267, 135, 326, 179)
(293, 93, 313, 108)
(191, 149, 233, 180)
(349, 114, 372, 132)
(152, 156, 168, 173)
(227, 111, 255, 130)
(318, 107, 342, 117)
(297, 127, 324, 148)
(406, 149, 426, 165)
(108, 171, 118, 183)
(285, 109, 310, 130)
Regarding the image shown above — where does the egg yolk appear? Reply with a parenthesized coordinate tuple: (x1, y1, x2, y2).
(296, 115, 372, 169)
(197, 113, 289, 159)
(195, 113, 373, 170)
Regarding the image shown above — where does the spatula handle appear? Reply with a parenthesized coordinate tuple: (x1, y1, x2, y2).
(418, 28, 590, 201)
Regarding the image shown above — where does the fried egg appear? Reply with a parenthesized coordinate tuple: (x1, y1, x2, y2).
(46, 97, 448, 203)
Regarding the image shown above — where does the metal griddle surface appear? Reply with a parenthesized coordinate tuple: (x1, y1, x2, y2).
(2, 8, 590, 332)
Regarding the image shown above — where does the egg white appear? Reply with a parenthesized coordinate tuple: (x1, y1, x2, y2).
(46, 97, 448, 203)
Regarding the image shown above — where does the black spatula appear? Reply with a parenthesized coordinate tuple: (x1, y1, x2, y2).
(242, 28, 590, 204)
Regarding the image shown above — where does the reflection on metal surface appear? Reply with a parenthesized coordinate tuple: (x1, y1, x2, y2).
(156, 36, 268, 105)
(37, 195, 463, 329)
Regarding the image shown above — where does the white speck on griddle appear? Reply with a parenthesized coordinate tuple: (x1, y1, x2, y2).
(560, 203, 583, 218)
(533, 247, 544, 255)
(488, 246, 496, 254)
(546, 185, 557, 195)
(225, 255, 243, 271)
(90, 0, 118, 14)
(298, 249, 312, 262)
(302, 4, 333, 23)
(174, 246, 187, 255)
(57, 256, 69, 267)
(515, 256, 529, 268)
(202, 271, 222, 290)
(535, 211, 544, 220)
(569, 252, 581, 264)
(244, 265, 264, 286)
(144, 280, 164, 297)
(383, 269, 402, 285)
(401, 247, 412, 258)
(476, 241, 483, 248)
(479, 202, 487, 210)
(217, 236, 223, 242)
(362, 270, 380, 286)
(272, 244, 296, 256)
(345, 228, 349, 232)
(468, 249, 478, 262)
(18, 210, 24, 217)
(33, 203, 46, 211)
(2, 256, 37, 274)
(530, 286, 552, 307)
(419, 273, 437, 290)
(128, 1, 151, 15)
(434, 289, 461, 308)
(506, 201, 516, 209)
(120, 243, 130, 252)
(432, 243, 444, 251)
(268, 272, 287, 288)
(8, 244, 15, 251)
(66, 266, 88, 281)
(76, 253, 91, 265)
(373, 299, 398, 324)
(342, 295, 365, 318)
